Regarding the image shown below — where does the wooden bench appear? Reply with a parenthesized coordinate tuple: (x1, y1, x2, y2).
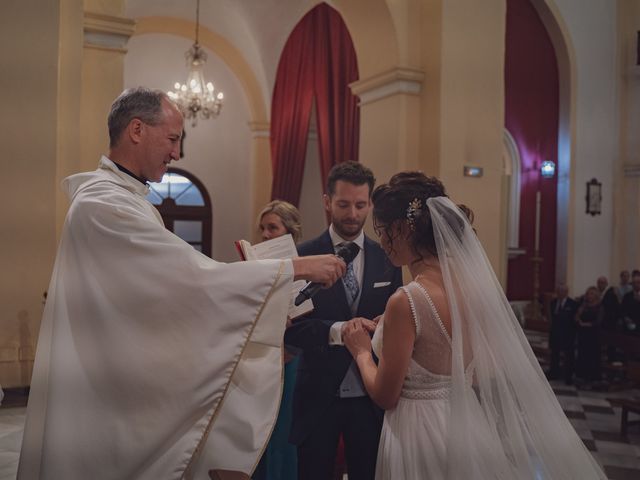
(601, 332, 640, 361)
(600, 333, 640, 389)
(606, 397, 640, 437)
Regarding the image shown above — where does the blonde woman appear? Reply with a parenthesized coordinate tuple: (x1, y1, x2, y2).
(254, 200, 301, 480)
(258, 200, 302, 243)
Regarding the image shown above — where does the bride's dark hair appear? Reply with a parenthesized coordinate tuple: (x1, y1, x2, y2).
(372, 172, 474, 258)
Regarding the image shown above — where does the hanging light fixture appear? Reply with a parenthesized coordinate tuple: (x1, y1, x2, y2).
(168, 0, 223, 126)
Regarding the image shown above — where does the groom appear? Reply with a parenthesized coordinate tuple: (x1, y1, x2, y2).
(285, 162, 402, 480)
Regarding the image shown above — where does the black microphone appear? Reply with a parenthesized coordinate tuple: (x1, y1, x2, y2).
(294, 242, 360, 306)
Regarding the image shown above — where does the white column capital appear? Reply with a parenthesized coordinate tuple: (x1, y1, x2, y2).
(623, 164, 640, 177)
(248, 121, 270, 138)
(83, 12, 136, 52)
(349, 67, 425, 106)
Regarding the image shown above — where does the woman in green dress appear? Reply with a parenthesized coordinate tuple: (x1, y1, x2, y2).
(253, 200, 302, 480)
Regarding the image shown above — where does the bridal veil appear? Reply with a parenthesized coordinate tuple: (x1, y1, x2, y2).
(427, 197, 605, 479)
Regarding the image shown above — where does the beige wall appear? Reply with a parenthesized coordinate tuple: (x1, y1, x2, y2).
(550, 0, 619, 293)
(436, 0, 506, 278)
(347, 0, 507, 278)
(56, 0, 84, 236)
(615, 0, 640, 274)
(84, 0, 123, 17)
(0, 0, 130, 388)
(1, 0, 61, 387)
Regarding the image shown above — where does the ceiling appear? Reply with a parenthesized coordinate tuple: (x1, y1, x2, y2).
(125, 0, 328, 110)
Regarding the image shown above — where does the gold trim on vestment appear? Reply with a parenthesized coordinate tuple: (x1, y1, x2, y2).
(181, 260, 287, 479)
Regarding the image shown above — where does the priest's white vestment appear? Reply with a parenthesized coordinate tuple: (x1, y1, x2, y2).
(18, 157, 291, 479)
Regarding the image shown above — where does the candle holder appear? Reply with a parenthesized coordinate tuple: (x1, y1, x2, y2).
(530, 253, 543, 321)
(528, 189, 543, 323)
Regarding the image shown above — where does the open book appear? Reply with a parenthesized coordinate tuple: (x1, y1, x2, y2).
(235, 234, 314, 319)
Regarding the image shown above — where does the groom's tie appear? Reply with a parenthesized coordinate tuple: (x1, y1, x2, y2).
(337, 243, 366, 398)
(343, 260, 360, 307)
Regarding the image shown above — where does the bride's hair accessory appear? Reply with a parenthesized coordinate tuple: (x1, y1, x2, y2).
(372, 172, 473, 259)
(406, 198, 424, 231)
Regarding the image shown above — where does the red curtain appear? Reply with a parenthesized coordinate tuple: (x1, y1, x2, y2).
(270, 3, 359, 205)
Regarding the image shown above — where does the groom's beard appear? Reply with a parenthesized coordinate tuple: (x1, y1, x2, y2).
(332, 216, 366, 239)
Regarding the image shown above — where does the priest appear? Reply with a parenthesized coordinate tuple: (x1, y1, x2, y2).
(18, 87, 345, 480)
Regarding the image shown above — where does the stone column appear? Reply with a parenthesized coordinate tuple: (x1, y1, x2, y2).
(249, 121, 272, 242)
(614, 0, 640, 273)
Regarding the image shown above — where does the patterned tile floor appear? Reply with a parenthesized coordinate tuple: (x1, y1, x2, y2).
(2, 337, 640, 480)
(527, 329, 640, 479)
(553, 382, 640, 479)
(0, 406, 24, 480)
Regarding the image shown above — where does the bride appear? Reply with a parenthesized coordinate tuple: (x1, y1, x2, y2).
(343, 172, 605, 479)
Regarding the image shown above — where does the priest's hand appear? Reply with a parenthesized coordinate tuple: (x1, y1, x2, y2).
(292, 254, 346, 287)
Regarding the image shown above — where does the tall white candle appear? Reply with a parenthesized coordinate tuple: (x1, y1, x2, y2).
(534, 190, 541, 253)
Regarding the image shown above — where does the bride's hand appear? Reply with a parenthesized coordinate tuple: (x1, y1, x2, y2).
(343, 320, 373, 359)
(341, 317, 376, 338)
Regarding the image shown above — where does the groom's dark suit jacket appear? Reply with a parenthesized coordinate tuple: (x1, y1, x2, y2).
(285, 230, 403, 445)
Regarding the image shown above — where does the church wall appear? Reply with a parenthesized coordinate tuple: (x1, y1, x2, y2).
(435, 0, 507, 280)
(85, 0, 123, 17)
(343, 0, 508, 280)
(615, 0, 640, 277)
(125, 34, 255, 262)
(551, 0, 618, 295)
(0, 0, 60, 387)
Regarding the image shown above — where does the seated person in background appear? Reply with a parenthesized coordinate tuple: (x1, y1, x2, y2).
(253, 200, 302, 480)
(575, 286, 604, 387)
(621, 273, 640, 334)
(600, 276, 621, 331)
(601, 271, 629, 363)
(616, 270, 632, 300)
(548, 284, 579, 385)
(596, 276, 609, 299)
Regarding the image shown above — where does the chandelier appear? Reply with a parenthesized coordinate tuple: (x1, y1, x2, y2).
(168, 0, 223, 126)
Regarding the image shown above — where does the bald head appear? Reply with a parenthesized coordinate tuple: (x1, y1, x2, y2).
(620, 270, 630, 285)
(555, 284, 568, 300)
(597, 276, 608, 293)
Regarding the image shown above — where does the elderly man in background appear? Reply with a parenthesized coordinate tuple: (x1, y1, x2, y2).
(548, 284, 579, 385)
(616, 270, 632, 300)
(622, 273, 640, 334)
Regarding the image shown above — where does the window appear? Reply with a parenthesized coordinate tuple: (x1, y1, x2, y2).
(147, 168, 212, 257)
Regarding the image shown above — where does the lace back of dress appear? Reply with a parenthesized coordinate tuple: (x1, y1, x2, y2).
(403, 282, 452, 376)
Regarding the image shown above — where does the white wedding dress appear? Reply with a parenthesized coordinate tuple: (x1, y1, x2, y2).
(372, 281, 479, 479)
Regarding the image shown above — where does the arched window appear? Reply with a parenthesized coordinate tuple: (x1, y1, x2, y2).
(146, 168, 212, 257)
